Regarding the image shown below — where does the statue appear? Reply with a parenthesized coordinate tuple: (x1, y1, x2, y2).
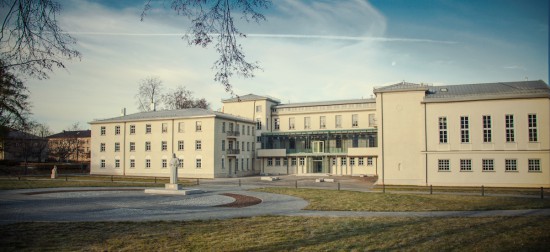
(169, 153, 180, 184)
(51, 165, 58, 179)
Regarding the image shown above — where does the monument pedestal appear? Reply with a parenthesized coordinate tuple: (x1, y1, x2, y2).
(144, 183, 204, 195)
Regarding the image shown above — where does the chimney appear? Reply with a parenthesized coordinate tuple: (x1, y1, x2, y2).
(150, 102, 156, 111)
(121, 108, 126, 116)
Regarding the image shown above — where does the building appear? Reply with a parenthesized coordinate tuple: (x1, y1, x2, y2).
(89, 108, 256, 178)
(47, 130, 91, 162)
(90, 80, 549, 187)
(0, 127, 48, 162)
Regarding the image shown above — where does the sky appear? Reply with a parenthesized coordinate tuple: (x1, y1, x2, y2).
(23, 0, 549, 133)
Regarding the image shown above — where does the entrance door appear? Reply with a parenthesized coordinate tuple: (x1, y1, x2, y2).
(312, 157, 324, 173)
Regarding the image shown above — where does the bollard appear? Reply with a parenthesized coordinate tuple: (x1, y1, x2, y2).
(541, 187, 544, 200)
(338, 182, 340, 191)
(239, 179, 241, 187)
(65, 175, 68, 181)
(430, 185, 433, 195)
(154, 177, 157, 184)
(383, 184, 386, 193)
(196, 178, 199, 185)
(481, 185, 484, 196)
(295, 180, 298, 189)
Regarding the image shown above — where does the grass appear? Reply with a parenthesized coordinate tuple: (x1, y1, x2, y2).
(0, 176, 196, 190)
(0, 216, 548, 251)
(372, 184, 549, 196)
(254, 187, 550, 211)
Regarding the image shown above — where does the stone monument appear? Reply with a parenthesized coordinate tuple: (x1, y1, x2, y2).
(144, 153, 204, 195)
(51, 166, 57, 179)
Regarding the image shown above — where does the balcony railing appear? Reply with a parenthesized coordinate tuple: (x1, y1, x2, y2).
(226, 131, 240, 137)
(227, 149, 240, 155)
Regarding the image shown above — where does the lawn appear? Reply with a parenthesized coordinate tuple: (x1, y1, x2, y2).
(254, 187, 550, 211)
(1, 216, 548, 251)
(0, 176, 196, 190)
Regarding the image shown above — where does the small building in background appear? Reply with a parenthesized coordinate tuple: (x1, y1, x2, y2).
(47, 130, 91, 162)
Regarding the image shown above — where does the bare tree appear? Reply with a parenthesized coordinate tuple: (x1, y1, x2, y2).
(141, 0, 271, 94)
(0, 0, 81, 79)
(47, 123, 85, 162)
(2, 121, 49, 173)
(0, 61, 31, 131)
(135, 76, 164, 112)
(163, 85, 210, 110)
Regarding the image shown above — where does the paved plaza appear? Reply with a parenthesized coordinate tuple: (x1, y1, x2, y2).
(1, 176, 549, 224)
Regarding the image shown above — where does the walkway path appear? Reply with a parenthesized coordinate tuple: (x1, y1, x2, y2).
(1, 184, 549, 225)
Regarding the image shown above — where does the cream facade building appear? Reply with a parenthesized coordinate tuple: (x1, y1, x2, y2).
(89, 108, 256, 178)
(90, 80, 549, 187)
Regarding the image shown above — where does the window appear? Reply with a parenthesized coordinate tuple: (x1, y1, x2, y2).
(100, 143, 105, 152)
(267, 158, 273, 166)
(289, 117, 295, 130)
(275, 158, 281, 166)
(367, 157, 373, 166)
(247, 126, 250, 135)
(195, 140, 202, 150)
(115, 159, 120, 168)
(332, 158, 336, 166)
(178, 122, 185, 133)
(247, 158, 250, 170)
(304, 117, 311, 129)
(221, 140, 225, 151)
(162, 123, 168, 133)
(196, 121, 202, 131)
(130, 159, 135, 168)
(528, 114, 538, 142)
(299, 157, 305, 166)
(242, 125, 245, 135)
(242, 142, 245, 151)
(162, 159, 167, 169)
(482, 115, 492, 143)
(460, 116, 469, 143)
(350, 158, 355, 166)
(130, 142, 135, 151)
(241, 158, 244, 170)
(274, 118, 280, 130)
(505, 114, 514, 142)
(256, 105, 262, 112)
(222, 122, 226, 133)
(438, 159, 450, 171)
(100, 126, 106, 135)
(178, 140, 184, 151)
(336, 138, 342, 149)
(115, 126, 120, 135)
(161, 141, 167, 151)
(221, 158, 225, 169)
(235, 159, 239, 172)
(352, 114, 358, 127)
(179, 159, 183, 168)
(505, 159, 517, 171)
(341, 158, 346, 166)
(320, 116, 326, 129)
(256, 119, 262, 130)
(114, 142, 120, 152)
(439, 117, 448, 143)
(291, 158, 297, 166)
(335, 115, 342, 128)
(100, 159, 105, 168)
(257, 136, 261, 142)
(482, 159, 494, 171)
(130, 125, 135, 134)
(247, 142, 250, 151)
(236, 141, 240, 150)
(460, 159, 472, 171)
(358, 157, 364, 166)
(146, 124, 151, 134)
(368, 114, 375, 127)
(196, 159, 202, 169)
(528, 159, 541, 172)
(145, 141, 151, 151)
(145, 159, 151, 168)
(283, 158, 288, 166)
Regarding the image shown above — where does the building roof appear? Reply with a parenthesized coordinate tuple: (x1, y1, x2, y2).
(373, 82, 431, 93)
(89, 108, 254, 124)
(222, 94, 280, 103)
(47, 130, 91, 139)
(424, 80, 550, 102)
(275, 98, 375, 109)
